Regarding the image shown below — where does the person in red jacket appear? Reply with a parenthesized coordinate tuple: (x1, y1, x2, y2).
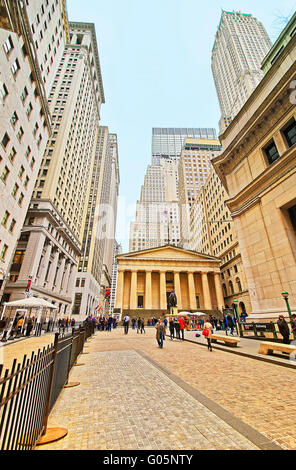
(178, 316, 186, 341)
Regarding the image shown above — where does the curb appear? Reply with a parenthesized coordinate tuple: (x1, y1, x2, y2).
(184, 337, 296, 370)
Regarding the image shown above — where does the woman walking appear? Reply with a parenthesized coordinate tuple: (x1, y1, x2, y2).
(156, 319, 166, 348)
(203, 318, 214, 352)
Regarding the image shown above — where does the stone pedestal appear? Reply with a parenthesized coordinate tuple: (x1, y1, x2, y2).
(170, 307, 178, 316)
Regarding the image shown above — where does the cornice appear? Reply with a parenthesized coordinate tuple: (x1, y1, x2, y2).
(226, 147, 296, 216)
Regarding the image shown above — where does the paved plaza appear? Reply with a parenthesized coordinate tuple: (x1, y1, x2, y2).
(0, 327, 282, 451)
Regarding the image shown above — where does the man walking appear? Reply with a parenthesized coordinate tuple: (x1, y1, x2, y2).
(277, 315, 291, 344)
(169, 318, 174, 340)
(178, 316, 186, 341)
(174, 317, 180, 340)
(123, 314, 130, 335)
(155, 319, 166, 348)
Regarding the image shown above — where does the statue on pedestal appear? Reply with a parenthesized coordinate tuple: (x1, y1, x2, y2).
(168, 291, 177, 315)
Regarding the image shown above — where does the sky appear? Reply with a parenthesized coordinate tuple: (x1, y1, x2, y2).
(67, 0, 296, 252)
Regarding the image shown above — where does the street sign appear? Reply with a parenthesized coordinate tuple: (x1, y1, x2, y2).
(244, 323, 274, 332)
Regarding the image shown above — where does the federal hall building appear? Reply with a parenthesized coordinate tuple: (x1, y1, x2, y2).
(115, 245, 225, 318)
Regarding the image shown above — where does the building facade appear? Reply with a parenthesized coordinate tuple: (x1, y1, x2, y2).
(189, 169, 251, 315)
(109, 240, 122, 315)
(4, 20, 105, 315)
(115, 245, 225, 319)
(211, 10, 272, 134)
(0, 0, 67, 298)
(74, 127, 120, 319)
(178, 138, 222, 247)
(212, 20, 296, 320)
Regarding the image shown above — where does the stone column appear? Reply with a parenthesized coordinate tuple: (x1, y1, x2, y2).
(19, 232, 46, 282)
(145, 270, 152, 310)
(160, 271, 167, 311)
(66, 264, 77, 299)
(201, 272, 212, 310)
(188, 272, 197, 311)
(46, 248, 60, 289)
(56, 255, 66, 293)
(214, 272, 225, 310)
(36, 240, 52, 286)
(116, 270, 124, 309)
(61, 261, 71, 294)
(130, 270, 138, 310)
(174, 271, 182, 310)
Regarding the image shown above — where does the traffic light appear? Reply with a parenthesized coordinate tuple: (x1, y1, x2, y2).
(105, 287, 111, 299)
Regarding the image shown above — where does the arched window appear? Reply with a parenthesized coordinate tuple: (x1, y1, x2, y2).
(236, 277, 242, 292)
(222, 284, 227, 297)
(229, 280, 234, 295)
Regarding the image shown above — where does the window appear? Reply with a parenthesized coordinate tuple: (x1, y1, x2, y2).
(283, 120, 296, 148)
(18, 192, 24, 207)
(11, 58, 20, 76)
(1, 166, 10, 183)
(2, 132, 10, 150)
(26, 102, 33, 117)
(20, 86, 28, 102)
(3, 36, 14, 54)
(10, 111, 18, 126)
(11, 183, 19, 198)
(0, 83, 8, 100)
(0, 244, 8, 261)
(2, 211, 10, 227)
(9, 147, 16, 163)
(18, 166, 25, 179)
(9, 219, 16, 233)
(17, 127, 24, 142)
(264, 140, 280, 165)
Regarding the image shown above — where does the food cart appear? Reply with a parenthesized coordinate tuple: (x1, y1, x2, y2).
(168, 311, 207, 331)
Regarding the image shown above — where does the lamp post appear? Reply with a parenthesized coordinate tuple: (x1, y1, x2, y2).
(281, 291, 295, 340)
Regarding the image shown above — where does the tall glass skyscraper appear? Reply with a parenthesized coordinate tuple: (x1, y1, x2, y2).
(152, 128, 217, 164)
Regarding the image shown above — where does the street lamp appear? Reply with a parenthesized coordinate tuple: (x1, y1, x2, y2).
(281, 291, 295, 339)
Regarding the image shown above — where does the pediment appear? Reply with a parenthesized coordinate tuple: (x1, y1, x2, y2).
(118, 245, 219, 262)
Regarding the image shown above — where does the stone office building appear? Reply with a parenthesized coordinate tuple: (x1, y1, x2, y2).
(115, 245, 225, 319)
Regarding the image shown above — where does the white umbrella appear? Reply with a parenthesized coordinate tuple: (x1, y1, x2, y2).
(193, 312, 207, 316)
(176, 311, 191, 316)
(4, 297, 58, 309)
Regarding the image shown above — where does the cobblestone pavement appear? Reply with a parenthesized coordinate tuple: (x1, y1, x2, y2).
(0, 333, 55, 370)
(2, 327, 295, 450)
(38, 347, 259, 450)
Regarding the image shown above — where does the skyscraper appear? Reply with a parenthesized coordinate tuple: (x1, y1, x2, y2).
(211, 10, 272, 134)
(178, 137, 222, 247)
(152, 128, 217, 164)
(0, 0, 67, 299)
(4, 21, 105, 316)
(74, 127, 120, 318)
(130, 128, 217, 252)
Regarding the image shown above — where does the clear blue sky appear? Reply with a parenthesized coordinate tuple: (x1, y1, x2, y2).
(68, 0, 296, 252)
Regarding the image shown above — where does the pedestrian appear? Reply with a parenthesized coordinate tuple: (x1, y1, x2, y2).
(137, 317, 141, 334)
(163, 317, 168, 329)
(132, 318, 137, 330)
(226, 314, 235, 336)
(123, 313, 130, 335)
(178, 316, 186, 341)
(26, 317, 33, 337)
(174, 317, 180, 340)
(240, 310, 248, 323)
(169, 318, 174, 340)
(203, 318, 214, 352)
(140, 318, 145, 334)
(107, 315, 113, 332)
(155, 319, 166, 348)
(277, 315, 290, 344)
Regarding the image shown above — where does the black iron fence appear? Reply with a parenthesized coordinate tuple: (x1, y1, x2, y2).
(0, 322, 95, 450)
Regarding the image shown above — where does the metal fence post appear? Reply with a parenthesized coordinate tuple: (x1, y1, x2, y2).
(36, 333, 68, 446)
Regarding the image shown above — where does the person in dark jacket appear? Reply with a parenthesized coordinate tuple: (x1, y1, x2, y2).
(169, 318, 174, 340)
(277, 315, 290, 344)
(174, 317, 180, 340)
